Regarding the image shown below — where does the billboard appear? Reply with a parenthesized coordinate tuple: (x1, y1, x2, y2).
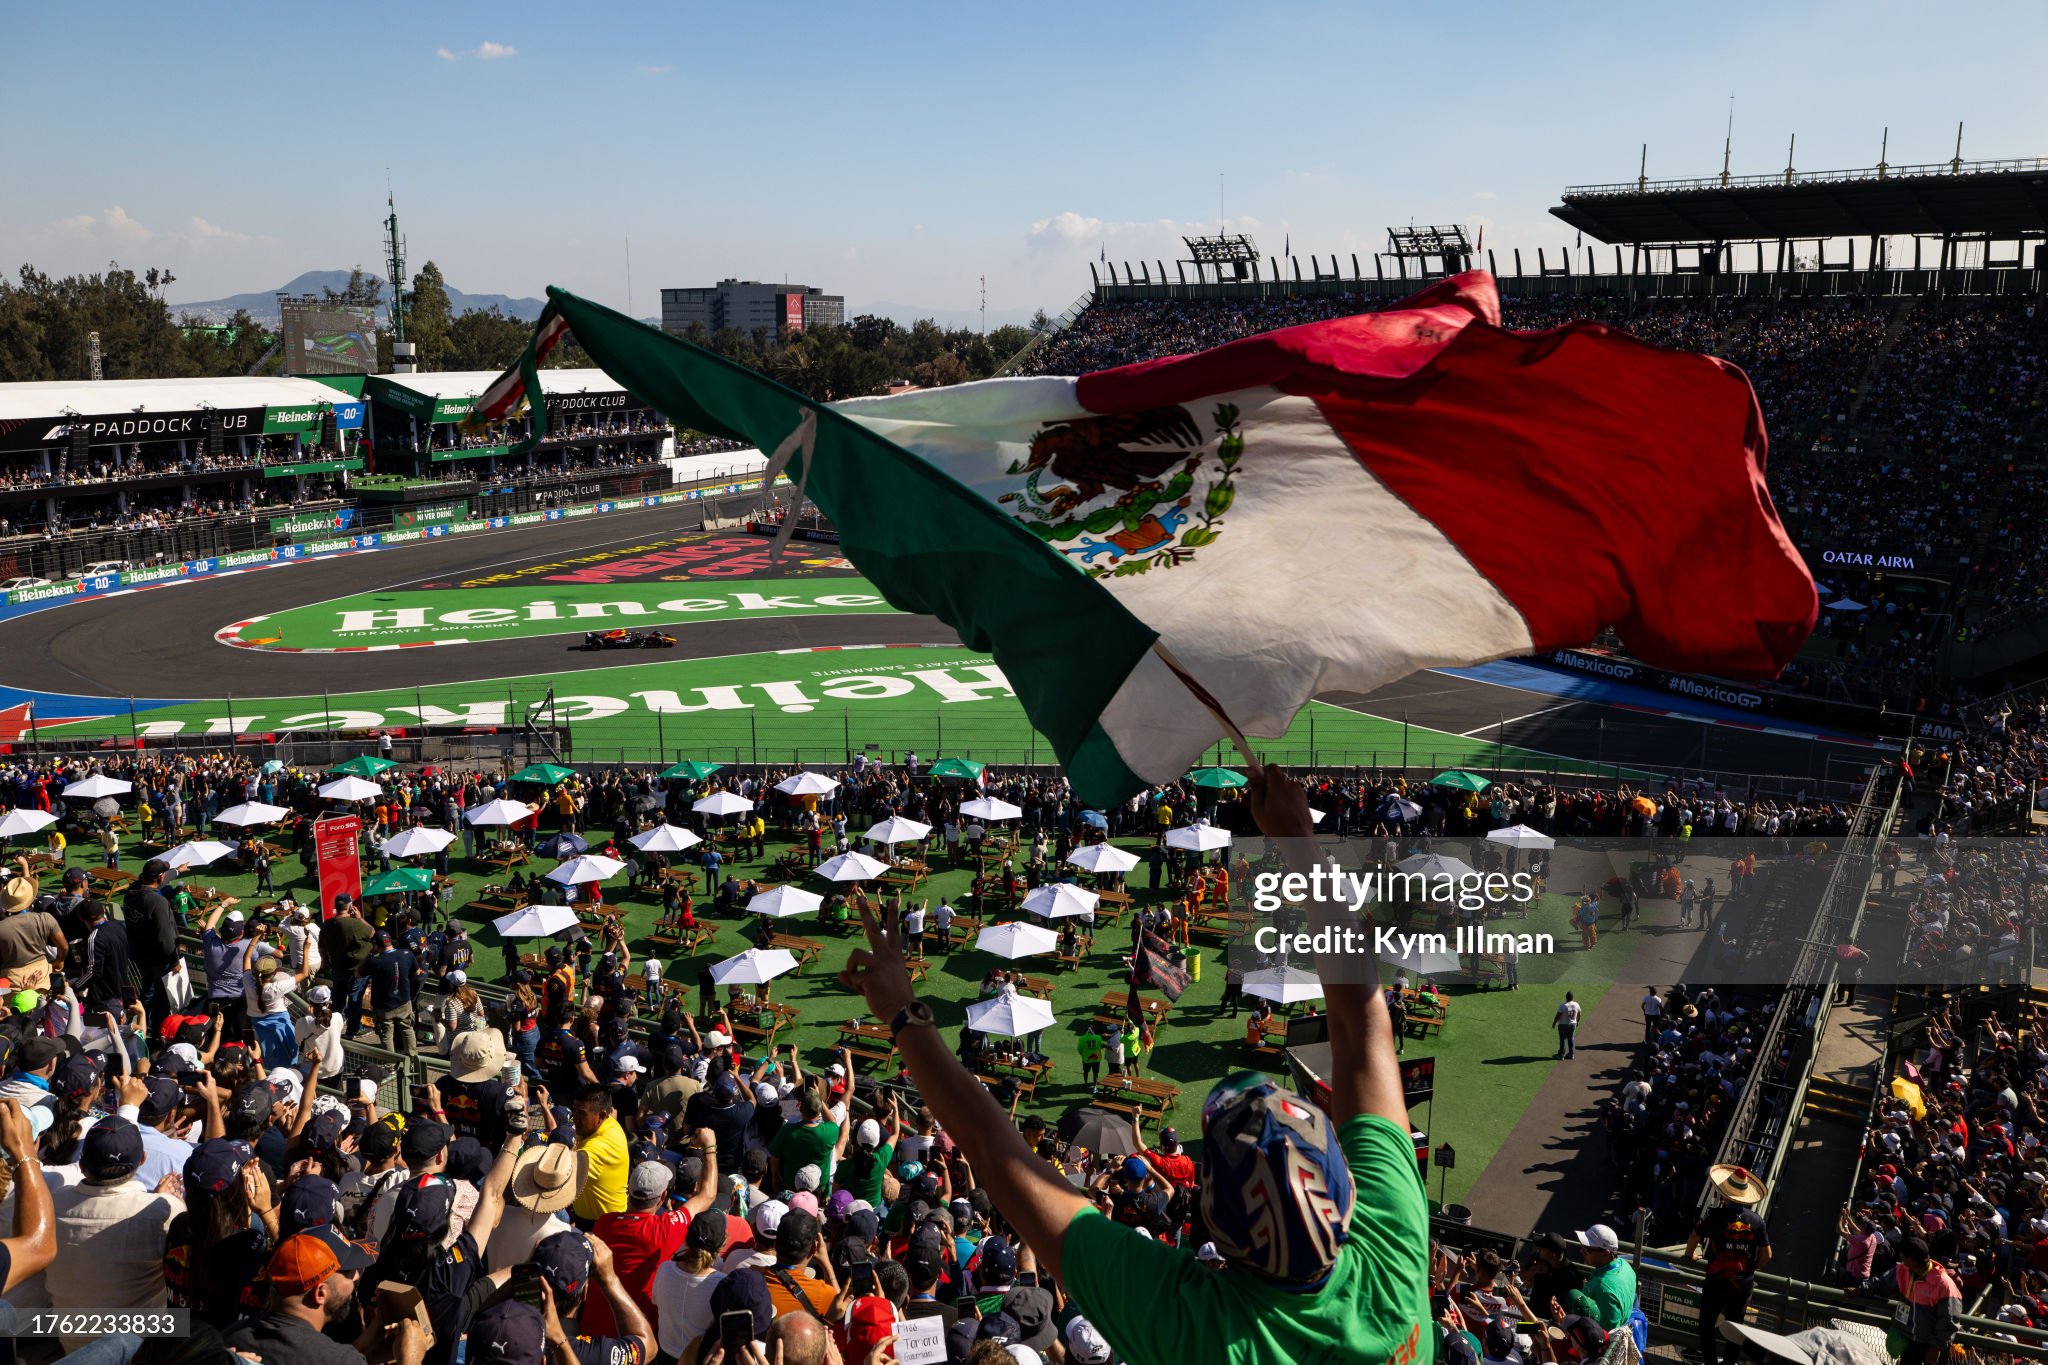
(782, 293, 804, 336)
(280, 299, 380, 376)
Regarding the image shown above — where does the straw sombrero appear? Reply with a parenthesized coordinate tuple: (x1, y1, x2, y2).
(1710, 1163, 1768, 1205)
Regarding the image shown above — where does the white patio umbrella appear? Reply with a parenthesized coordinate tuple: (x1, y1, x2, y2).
(62, 776, 131, 799)
(546, 854, 627, 886)
(492, 903, 580, 939)
(817, 851, 892, 882)
(1066, 843, 1140, 874)
(1381, 944, 1463, 978)
(1164, 825, 1232, 852)
(1486, 825, 1556, 851)
(1244, 965, 1326, 1005)
(630, 824, 702, 854)
(1396, 852, 1480, 880)
(692, 792, 754, 818)
(975, 922, 1060, 959)
(1021, 883, 1100, 919)
(160, 840, 236, 871)
(863, 816, 933, 846)
(747, 886, 824, 919)
(213, 802, 289, 827)
(959, 797, 1023, 822)
(710, 948, 800, 987)
(381, 827, 457, 859)
(464, 798, 537, 826)
(0, 810, 57, 839)
(775, 772, 841, 797)
(318, 776, 383, 802)
(967, 993, 1057, 1039)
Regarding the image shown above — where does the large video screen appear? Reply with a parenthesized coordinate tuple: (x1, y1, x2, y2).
(280, 301, 380, 375)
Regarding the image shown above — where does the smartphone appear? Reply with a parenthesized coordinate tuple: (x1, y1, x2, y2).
(849, 1261, 877, 1297)
(177, 1069, 207, 1088)
(510, 1264, 546, 1308)
(955, 1296, 980, 1320)
(1015, 1271, 1038, 1289)
(719, 1310, 755, 1352)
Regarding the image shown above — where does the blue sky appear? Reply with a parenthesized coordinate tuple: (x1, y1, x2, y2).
(5, 0, 2045, 326)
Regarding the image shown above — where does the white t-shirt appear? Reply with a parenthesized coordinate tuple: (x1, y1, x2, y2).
(295, 1011, 346, 1078)
(902, 907, 926, 934)
(1556, 1000, 1582, 1028)
(651, 1263, 727, 1360)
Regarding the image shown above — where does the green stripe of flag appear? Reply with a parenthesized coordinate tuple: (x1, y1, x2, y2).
(535, 287, 1155, 801)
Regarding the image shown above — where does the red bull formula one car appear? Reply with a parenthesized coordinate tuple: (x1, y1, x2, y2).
(582, 629, 678, 651)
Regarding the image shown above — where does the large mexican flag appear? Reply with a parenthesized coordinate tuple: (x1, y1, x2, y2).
(478, 274, 1815, 804)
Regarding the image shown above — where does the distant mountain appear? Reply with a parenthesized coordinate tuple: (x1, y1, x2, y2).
(172, 270, 548, 325)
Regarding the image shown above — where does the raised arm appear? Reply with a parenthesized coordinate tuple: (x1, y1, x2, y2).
(1247, 766, 1406, 1127)
(0, 1100, 53, 1291)
(837, 892, 1087, 1278)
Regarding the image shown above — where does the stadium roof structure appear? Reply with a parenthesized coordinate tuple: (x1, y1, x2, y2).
(1551, 156, 2048, 245)
(0, 375, 359, 423)
(365, 368, 627, 403)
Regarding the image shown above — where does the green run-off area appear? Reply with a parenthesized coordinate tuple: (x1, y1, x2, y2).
(100, 646, 1630, 777)
(225, 578, 898, 649)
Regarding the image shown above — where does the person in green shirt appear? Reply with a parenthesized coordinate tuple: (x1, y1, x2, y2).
(1563, 1225, 1637, 1331)
(832, 1092, 900, 1207)
(833, 766, 1431, 1365)
(1075, 1028, 1106, 1085)
(768, 1084, 840, 1191)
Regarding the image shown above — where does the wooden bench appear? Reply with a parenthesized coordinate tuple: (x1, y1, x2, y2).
(1053, 950, 1084, 970)
(479, 849, 531, 871)
(844, 1044, 894, 1068)
(1088, 1096, 1154, 1130)
(1016, 976, 1054, 999)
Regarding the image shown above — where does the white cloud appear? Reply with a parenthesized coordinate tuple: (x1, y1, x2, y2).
(1027, 211, 1277, 257)
(187, 216, 251, 247)
(102, 206, 153, 243)
(437, 41, 516, 61)
(1474, 190, 1498, 200)
(56, 214, 95, 236)
(635, 63, 671, 75)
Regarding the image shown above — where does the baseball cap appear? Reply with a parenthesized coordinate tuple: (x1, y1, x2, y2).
(468, 1300, 546, 1365)
(52, 1052, 104, 1103)
(1484, 1318, 1518, 1359)
(229, 1082, 277, 1129)
(1001, 1286, 1057, 1352)
(1576, 1224, 1621, 1253)
(138, 1074, 184, 1121)
(847, 1208, 881, 1243)
(267, 1226, 374, 1295)
(753, 1082, 780, 1105)
(793, 1162, 821, 1192)
(855, 1118, 882, 1151)
(752, 1198, 789, 1237)
(615, 1055, 644, 1076)
(628, 1160, 673, 1208)
(531, 1229, 594, 1303)
(402, 1119, 452, 1166)
(161, 1041, 203, 1073)
(787, 1190, 820, 1218)
(17, 1036, 62, 1072)
(265, 1067, 303, 1107)
(307, 985, 333, 1006)
(280, 1175, 342, 1238)
(1065, 1318, 1112, 1365)
(903, 1242, 942, 1285)
(826, 1062, 846, 1078)
(1197, 1242, 1224, 1263)
(978, 1236, 1018, 1284)
(81, 1117, 145, 1183)
(390, 1177, 458, 1244)
(827, 1189, 856, 1222)
(184, 1137, 254, 1197)
(706, 1029, 731, 1047)
(686, 1208, 728, 1254)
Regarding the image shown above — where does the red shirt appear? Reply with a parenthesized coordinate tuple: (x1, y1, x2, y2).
(584, 1209, 691, 1335)
(1145, 1149, 1197, 1189)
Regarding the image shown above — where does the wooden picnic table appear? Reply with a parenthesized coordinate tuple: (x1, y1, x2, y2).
(19, 852, 59, 875)
(837, 1021, 897, 1068)
(87, 866, 134, 893)
(575, 901, 626, 921)
(1098, 992, 1171, 1025)
(650, 865, 699, 889)
(1015, 975, 1055, 999)
(625, 973, 684, 1002)
(984, 1056, 1054, 1089)
(479, 847, 531, 871)
(768, 933, 825, 970)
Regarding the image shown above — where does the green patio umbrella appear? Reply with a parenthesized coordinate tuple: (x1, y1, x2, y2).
(660, 761, 725, 781)
(330, 755, 399, 777)
(1431, 770, 1492, 792)
(510, 762, 578, 785)
(1186, 767, 1249, 790)
(927, 757, 986, 781)
(363, 867, 434, 896)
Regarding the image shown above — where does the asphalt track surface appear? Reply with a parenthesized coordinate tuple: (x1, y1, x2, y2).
(0, 502, 1864, 780)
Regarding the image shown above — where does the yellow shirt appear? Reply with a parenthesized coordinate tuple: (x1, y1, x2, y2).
(573, 1116, 629, 1219)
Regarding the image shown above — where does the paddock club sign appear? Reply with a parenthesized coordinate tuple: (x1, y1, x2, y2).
(0, 407, 263, 452)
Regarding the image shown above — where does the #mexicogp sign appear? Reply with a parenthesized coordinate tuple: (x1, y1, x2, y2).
(313, 815, 363, 918)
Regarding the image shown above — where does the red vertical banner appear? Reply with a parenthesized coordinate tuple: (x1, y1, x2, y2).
(314, 815, 363, 919)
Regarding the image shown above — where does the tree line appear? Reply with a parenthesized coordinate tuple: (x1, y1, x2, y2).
(0, 261, 1044, 401)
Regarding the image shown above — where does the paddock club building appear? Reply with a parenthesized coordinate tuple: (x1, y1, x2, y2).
(0, 376, 367, 534)
(360, 368, 677, 483)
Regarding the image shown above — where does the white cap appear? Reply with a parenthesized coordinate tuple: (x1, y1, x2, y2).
(1065, 1319, 1112, 1365)
(1577, 1224, 1621, 1252)
(163, 1042, 202, 1072)
(855, 1119, 882, 1151)
(266, 1067, 303, 1105)
(615, 1056, 644, 1074)
(826, 1063, 846, 1078)
(753, 1199, 789, 1235)
(1006, 1349, 1042, 1365)
(794, 1163, 822, 1192)
(226, 911, 244, 923)
(706, 1030, 731, 1047)
(446, 970, 467, 986)
(1196, 1242, 1224, 1262)
(754, 1082, 781, 1105)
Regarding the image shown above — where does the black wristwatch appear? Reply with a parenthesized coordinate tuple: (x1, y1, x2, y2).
(889, 1002, 936, 1041)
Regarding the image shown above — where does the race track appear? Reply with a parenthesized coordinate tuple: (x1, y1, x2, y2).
(0, 502, 1880, 786)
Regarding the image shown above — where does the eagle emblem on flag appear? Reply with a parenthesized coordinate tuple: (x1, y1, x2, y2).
(999, 403, 1244, 578)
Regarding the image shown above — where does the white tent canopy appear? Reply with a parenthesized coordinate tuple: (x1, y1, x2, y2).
(0, 810, 57, 838)
(160, 840, 235, 871)
(62, 775, 131, 799)
(966, 993, 1057, 1039)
